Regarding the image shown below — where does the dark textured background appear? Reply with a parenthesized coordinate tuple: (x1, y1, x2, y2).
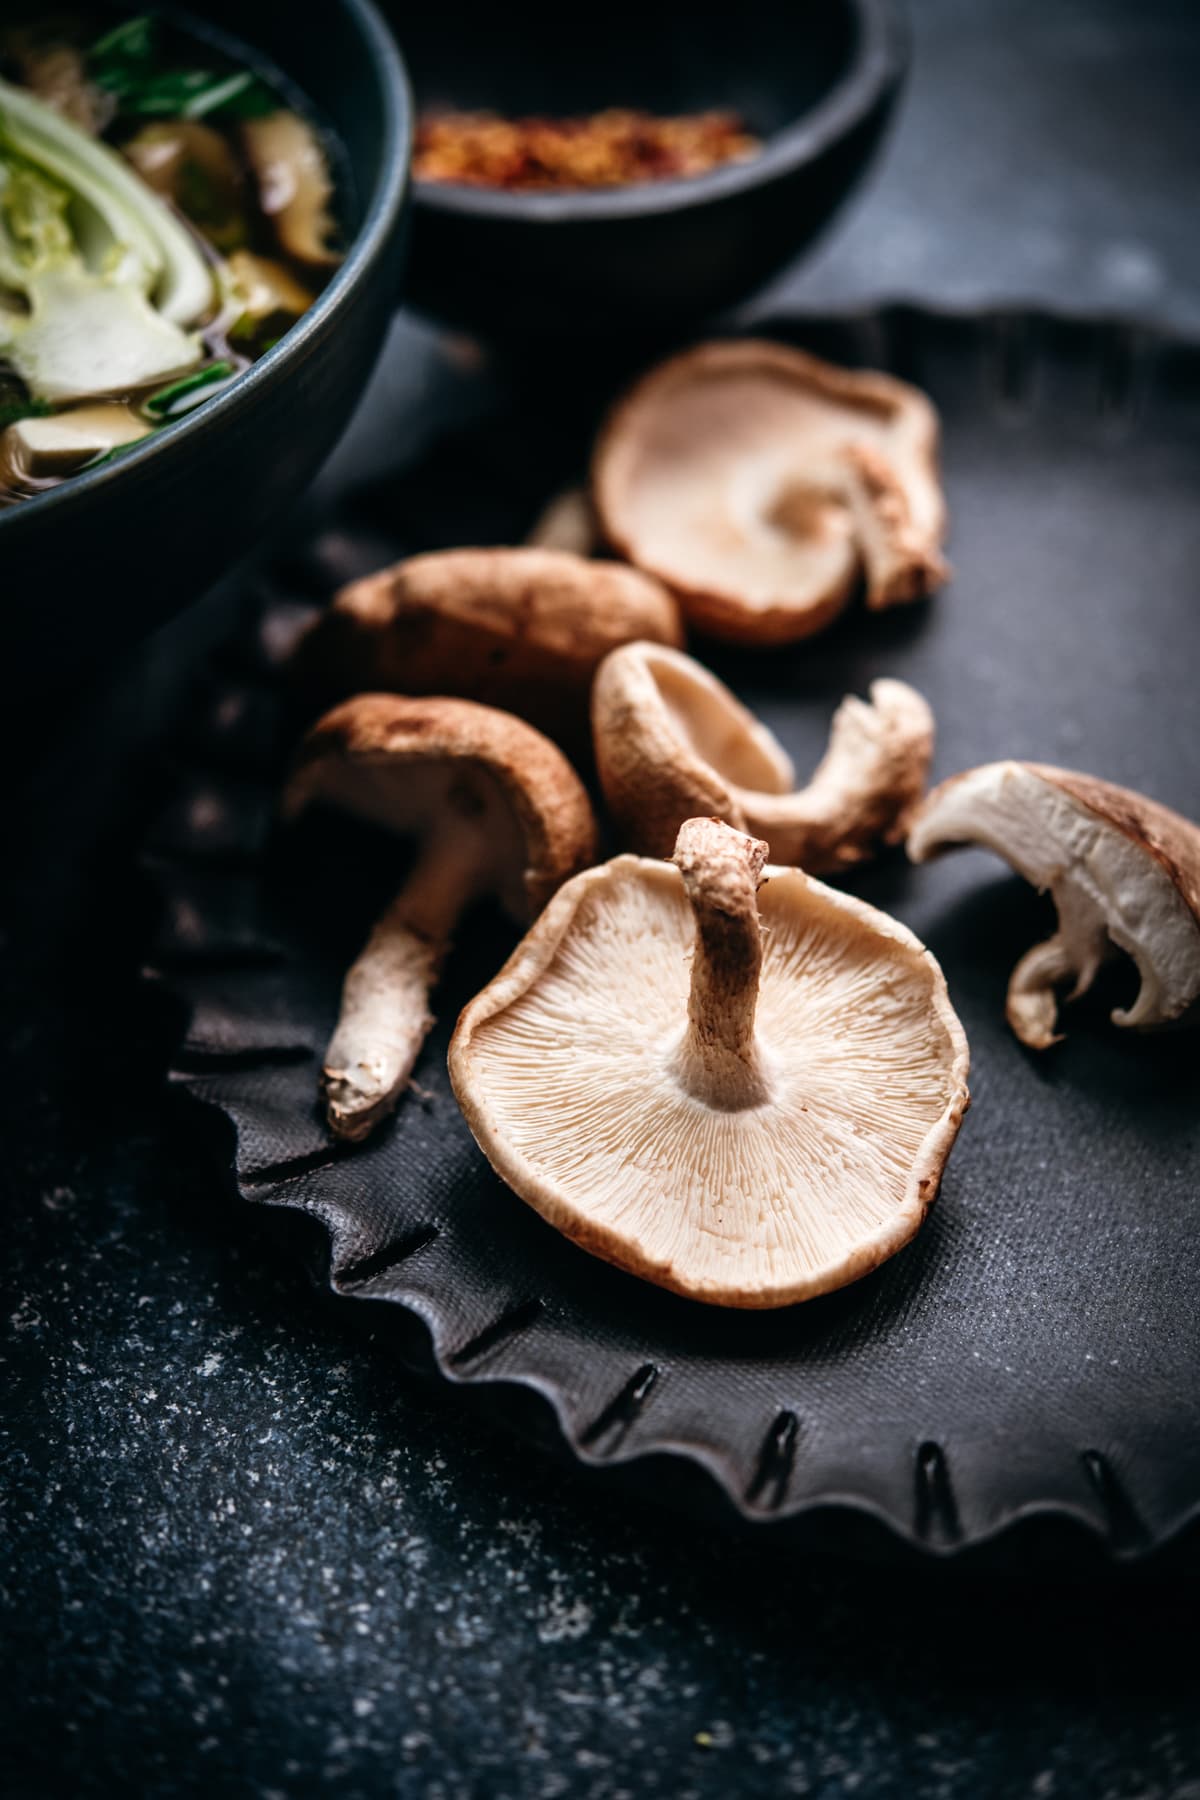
(152, 306, 1200, 1559)
(5, 3, 1200, 1795)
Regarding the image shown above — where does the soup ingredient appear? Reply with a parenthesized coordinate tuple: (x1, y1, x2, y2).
(88, 14, 276, 124)
(592, 339, 950, 644)
(414, 108, 761, 191)
(1, 25, 112, 133)
(909, 762, 1200, 1049)
(224, 249, 314, 342)
(593, 641, 934, 871)
(285, 694, 597, 1142)
(450, 816, 969, 1308)
(0, 76, 212, 326)
(242, 111, 340, 268)
(0, 78, 213, 404)
(289, 548, 683, 759)
(144, 360, 237, 418)
(0, 400, 147, 483)
(122, 119, 246, 251)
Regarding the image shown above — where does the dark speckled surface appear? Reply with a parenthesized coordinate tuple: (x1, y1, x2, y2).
(5, 3, 1200, 1795)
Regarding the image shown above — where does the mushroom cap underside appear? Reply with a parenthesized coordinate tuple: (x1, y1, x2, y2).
(592, 339, 947, 643)
(450, 855, 969, 1308)
(285, 694, 597, 919)
(593, 640, 933, 869)
(909, 761, 1200, 1033)
(592, 640, 795, 852)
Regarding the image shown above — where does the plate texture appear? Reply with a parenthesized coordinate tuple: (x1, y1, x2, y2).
(150, 310, 1200, 1559)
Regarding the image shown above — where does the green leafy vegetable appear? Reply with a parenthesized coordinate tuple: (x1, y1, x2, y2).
(0, 393, 51, 431)
(145, 358, 235, 416)
(83, 435, 153, 473)
(0, 78, 213, 403)
(89, 15, 277, 123)
(0, 73, 213, 324)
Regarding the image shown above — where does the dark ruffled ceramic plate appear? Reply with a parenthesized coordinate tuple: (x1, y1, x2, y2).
(148, 309, 1200, 1562)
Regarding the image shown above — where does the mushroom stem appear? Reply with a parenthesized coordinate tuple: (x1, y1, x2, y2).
(1006, 917, 1113, 1051)
(671, 818, 773, 1110)
(1005, 933, 1076, 1049)
(322, 830, 484, 1141)
(840, 443, 950, 609)
(744, 680, 935, 871)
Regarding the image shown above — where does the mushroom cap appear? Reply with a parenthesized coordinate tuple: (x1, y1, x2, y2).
(450, 847, 969, 1308)
(285, 694, 597, 921)
(290, 547, 683, 751)
(909, 761, 1200, 1036)
(592, 640, 794, 854)
(592, 339, 947, 644)
(593, 640, 933, 871)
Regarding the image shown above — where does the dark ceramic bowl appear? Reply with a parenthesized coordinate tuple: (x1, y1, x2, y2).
(1, 0, 411, 697)
(400, 0, 907, 339)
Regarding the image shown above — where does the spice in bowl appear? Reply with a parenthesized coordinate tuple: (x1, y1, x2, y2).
(413, 107, 762, 192)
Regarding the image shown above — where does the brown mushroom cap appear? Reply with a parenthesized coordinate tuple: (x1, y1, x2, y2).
(286, 692, 596, 921)
(450, 817, 969, 1308)
(593, 641, 934, 872)
(290, 548, 684, 755)
(592, 339, 949, 645)
(286, 696, 598, 1142)
(908, 761, 1200, 1047)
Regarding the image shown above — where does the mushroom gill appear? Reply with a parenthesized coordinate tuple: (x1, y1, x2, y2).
(909, 761, 1200, 1048)
(450, 818, 969, 1307)
(592, 339, 950, 644)
(593, 641, 934, 872)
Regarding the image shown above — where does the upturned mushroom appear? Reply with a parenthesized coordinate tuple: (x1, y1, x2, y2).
(593, 641, 934, 873)
(285, 694, 597, 1142)
(909, 762, 1200, 1049)
(289, 547, 683, 756)
(450, 816, 969, 1307)
(592, 339, 950, 644)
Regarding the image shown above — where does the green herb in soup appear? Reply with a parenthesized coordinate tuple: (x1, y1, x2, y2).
(0, 10, 343, 505)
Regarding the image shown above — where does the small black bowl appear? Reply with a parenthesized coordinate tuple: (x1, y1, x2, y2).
(0, 0, 411, 699)
(400, 0, 907, 340)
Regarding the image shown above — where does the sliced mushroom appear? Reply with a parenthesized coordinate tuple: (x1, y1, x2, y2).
(123, 121, 246, 252)
(242, 111, 340, 269)
(593, 641, 934, 872)
(285, 694, 597, 1141)
(451, 816, 968, 1307)
(2, 32, 112, 133)
(592, 339, 950, 644)
(290, 548, 684, 757)
(1, 403, 149, 486)
(908, 762, 1200, 1048)
(224, 249, 316, 340)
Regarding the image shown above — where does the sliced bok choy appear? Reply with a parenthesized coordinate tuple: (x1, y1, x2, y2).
(0, 76, 214, 404)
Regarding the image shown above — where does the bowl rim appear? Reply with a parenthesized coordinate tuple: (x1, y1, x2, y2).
(410, 0, 907, 224)
(0, 0, 412, 540)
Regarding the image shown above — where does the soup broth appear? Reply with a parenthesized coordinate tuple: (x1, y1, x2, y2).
(0, 8, 344, 505)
